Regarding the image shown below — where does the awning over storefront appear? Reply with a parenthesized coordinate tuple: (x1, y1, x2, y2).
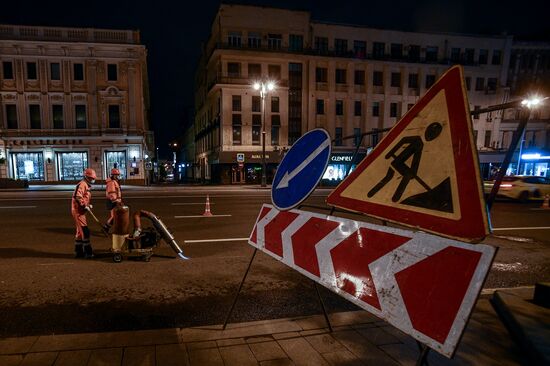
(217, 151, 283, 164)
(478, 151, 509, 164)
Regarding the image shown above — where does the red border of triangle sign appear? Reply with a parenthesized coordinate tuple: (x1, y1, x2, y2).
(327, 65, 490, 242)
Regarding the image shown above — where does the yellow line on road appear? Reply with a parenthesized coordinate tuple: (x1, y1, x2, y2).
(493, 226, 550, 231)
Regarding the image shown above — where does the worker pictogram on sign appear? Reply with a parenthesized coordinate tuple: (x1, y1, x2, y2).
(367, 122, 453, 211)
(327, 65, 489, 242)
(249, 204, 496, 358)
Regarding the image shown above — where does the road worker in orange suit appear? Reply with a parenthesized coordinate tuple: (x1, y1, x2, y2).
(72, 168, 96, 259)
(103, 168, 122, 233)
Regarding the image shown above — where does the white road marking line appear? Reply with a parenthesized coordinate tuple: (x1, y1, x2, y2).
(171, 203, 215, 205)
(184, 237, 249, 244)
(174, 214, 232, 218)
(530, 208, 550, 211)
(492, 235, 533, 242)
(0, 205, 37, 209)
(38, 262, 74, 266)
(492, 226, 550, 231)
(481, 285, 533, 295)
(0, 192, 330, 202)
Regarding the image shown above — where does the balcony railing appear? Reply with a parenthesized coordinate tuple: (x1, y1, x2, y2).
(208, 74, 289, 91)
(209, 42, 500, 66)
(0, 128, 148, 138)
(0, 24, 140, 44)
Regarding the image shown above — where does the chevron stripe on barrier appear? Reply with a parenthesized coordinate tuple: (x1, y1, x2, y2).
(248, 204, 496, 358)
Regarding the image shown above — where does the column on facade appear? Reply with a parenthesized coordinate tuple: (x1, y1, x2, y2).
(382, 64, 391, 129)
(400, 65, 408, 121)
(62, 60, 72, 128)
(15, 60, 27, 129)
(307, 59, 317, 132)
(127, 61, 137, 132)
(346, 62, 354, 146)
(40, 60, 50, 130)
(327, 61, 336, 138)
(511, 54, 521, 91)
(365, 62, 375, 133)
(418, 66, 427, 101)
(87, 60, 99, 130)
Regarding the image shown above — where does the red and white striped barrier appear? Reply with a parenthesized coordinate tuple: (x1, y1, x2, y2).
(249, 204, 496, 358)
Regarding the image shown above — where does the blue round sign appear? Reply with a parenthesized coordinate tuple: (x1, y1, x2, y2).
(271, 129, 332, 210)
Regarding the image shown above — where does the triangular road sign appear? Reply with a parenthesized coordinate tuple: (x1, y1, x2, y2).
(327, 65, 489, 242)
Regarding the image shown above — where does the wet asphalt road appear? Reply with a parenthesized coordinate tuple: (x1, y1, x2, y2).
(0, 186, 549, 337)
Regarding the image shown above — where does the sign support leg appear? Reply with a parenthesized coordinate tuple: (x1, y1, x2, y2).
(416, 341, 431, 366)
(313, 281, 333, 332)
(223, 247, 257, 330)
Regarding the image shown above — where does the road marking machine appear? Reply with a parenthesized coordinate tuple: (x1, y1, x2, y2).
(110, 205, 187, 263)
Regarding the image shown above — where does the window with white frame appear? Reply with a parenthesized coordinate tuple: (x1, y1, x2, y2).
(267, 34, 282, 50)
(228, 31, 242, 47)
(247, 32, 261, 48)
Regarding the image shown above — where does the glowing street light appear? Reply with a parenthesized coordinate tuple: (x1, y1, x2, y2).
(521, 96, 546, 109)
(253, 79, 277, 187)
(516, 95, 546, 175)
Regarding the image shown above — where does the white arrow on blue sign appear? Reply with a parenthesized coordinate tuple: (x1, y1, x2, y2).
(271, 129, 332, 211)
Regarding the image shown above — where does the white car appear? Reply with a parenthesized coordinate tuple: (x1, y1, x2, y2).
(484, 176, 550, 202)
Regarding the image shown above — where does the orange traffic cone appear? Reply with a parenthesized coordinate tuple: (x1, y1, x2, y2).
(203, 195, 213, 216)
(542, 194, 550, 210)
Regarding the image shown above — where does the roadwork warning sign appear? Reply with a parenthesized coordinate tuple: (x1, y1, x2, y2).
(327, 66, 489, 242)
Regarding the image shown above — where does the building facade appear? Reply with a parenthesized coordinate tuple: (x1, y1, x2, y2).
(495, 42, 550, 178)
(0, 24, 153, 184)
(194, 4, 548, 184)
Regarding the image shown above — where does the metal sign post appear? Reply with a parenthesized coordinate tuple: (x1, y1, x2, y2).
(485, 109, 530, 210)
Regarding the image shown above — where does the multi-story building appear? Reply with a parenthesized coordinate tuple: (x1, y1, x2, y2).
(497, 41, 550, 177)
(0, 24, 153, 184)
(194, 4, 519, 184)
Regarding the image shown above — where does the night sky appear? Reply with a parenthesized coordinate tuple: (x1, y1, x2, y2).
(1, 0, 548, 158)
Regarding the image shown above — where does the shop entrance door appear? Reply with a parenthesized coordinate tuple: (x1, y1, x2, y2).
(232, 165, 244, 184)
(105, 151, 127, 180)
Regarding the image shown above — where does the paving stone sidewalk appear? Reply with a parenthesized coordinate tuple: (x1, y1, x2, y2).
(0, 297, 524, 366)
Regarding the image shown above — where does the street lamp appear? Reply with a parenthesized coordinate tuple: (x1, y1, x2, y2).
(253, 80, 276, 187)
(486, 95, 547, 209)
(516, 96, 546, 175)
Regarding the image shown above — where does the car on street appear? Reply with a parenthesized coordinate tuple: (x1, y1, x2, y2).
(484, 175, 550, 202)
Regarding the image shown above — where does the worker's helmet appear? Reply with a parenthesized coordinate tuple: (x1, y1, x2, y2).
(110, 168, 121, 176)
(84, 168, 97, 180)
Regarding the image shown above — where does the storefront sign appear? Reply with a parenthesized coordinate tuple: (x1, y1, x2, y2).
(251, 154, 270, 159)
(237, 153, 245, 163)
(331, 155, 353, 162)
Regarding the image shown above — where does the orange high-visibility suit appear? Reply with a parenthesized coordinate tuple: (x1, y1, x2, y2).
(105, 177, 122, 226)
(71, 180, 92, 257)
